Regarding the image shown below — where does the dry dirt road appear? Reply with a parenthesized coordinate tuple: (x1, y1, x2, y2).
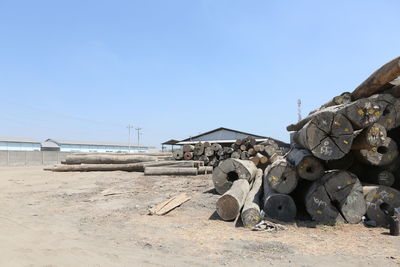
(0, 167, 399, 266)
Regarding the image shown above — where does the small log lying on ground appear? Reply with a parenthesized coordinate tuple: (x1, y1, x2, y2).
(149, 193, 191, 215)
(241, 169, 263, 228)
(354, 137, 398, 166)
(143, 160, 203, 168)
(351, 56, 400, 100)
(216, 179, 250, 221)
(212, 158, 258, 195)
(293, 112, 354, 160)
(63, 154, 158, 165)
(263, 167, 297, 222)
(351, 123, 387, 150)
(305, 170, 366, 224)
(46, 162, 148, 172)
(286, 148, 324, 181)
(144, 167, 198, 176)
(363, 185, 400, 227)
(264, 156, 298, 194)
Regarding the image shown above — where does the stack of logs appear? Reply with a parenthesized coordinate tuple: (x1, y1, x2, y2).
(212, 56, 400, 232)
(173, 137, 289, 169)
(45, 153, 213, 176)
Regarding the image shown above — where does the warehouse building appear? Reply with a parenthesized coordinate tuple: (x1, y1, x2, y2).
(0, 137, 41, 151)
(45, 139, 151, 153)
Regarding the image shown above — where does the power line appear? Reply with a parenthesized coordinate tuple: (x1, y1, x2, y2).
(135, 127, 142, 146)
(127, 125, 134, 152)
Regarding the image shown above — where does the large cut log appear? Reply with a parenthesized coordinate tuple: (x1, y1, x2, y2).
(46, 162, 149, 172)
(216, 179, 250, 221)
(363, 185, 400, 227)
(286, 148, 324, 181)
(351, 56, 400, 100)
(231, 151, 241, 159)
(183, 151, 193, 160)
(263, 167, 297, 222)
(362, 168, 395, 187)
(293, 111, 354, 160)
(354, 136, 398, 166)
(264, 156, 298, 194)
(143, 160, 203, 168)
(351, 123, 387, 151)
(63, 154, 158, 165)
(193, 142, 205, 156)
(241, 169, 263, 228)
(325, 151, 355, 170)
(204, 147, 214, 157)
(369, 94, 400, 130)
(173, 149, 184, 160)
(212, 158, 258, 195)
(144, 167, 198, 176)
(288, 98, 383, 132)
(384, 84, 400, 98)
(211, 143, 222, 152)
(182, 145, 194, 153)
(305, 170, 366, 224)
(310, 92, 352, 114)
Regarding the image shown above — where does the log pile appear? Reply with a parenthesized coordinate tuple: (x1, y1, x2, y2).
(173, 137, 290, 169)
(210, 57, 400, 230)
(45, 153, 213, 176)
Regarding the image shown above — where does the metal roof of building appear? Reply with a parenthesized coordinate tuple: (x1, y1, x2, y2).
(46, 138, 150, 148)
(41, 141, 60, 148)
(179, 127, 268, 142)
(0, 136, 41, 144)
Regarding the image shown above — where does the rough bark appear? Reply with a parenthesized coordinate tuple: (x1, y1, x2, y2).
(193, 142, 205, 156)
(241, 169, 263, 228)
(64, 154, 158, 165)
(46, 162, 148, 172)
(286, 148, 325, 181)
(182, 145, 195, 153)
(144, 167, 198, 176)
(264, 157, 298, 194)
(216, 179, 250, 221)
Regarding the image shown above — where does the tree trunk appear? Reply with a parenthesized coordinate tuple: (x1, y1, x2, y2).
(199, 155, 210, 165)
(64, 154, 158, 165)
(263, 167, 297, 222)
(144, 167, 198, 176)
(325, 151, 355, 170)
(197, 166, 213, 174)
(351, 123, 387, 150)
(216, 179, 250, 221)
(241, 169, 263, 228)
(211, 143, 222, 152)
(310, 92, 352, 114)
(384, 84, 400, 98)
(173, 149, 184, 160)
(293, 111, 354, 160)
(363, 185, 400, 227)
(354, 137, 398, 166)
(212, 158, 258, 195)
(46, 162, 148, 172)
(183, 152, 193, 160)
(231, 151, 241, 159)
(182, 145, 195, 153)
(264, 156, 298, 194)
(204, 147, 214, 157)
(286, 148, 325, 181)
(193, 142, 205, 156)
(369, 94, 400, 130)
(351, 56, 400, 100)
(305, 170, 366, 224)
(240, 151, 249, 160)
(143, 160, 203, 168)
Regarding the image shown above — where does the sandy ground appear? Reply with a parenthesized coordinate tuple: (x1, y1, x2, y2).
(0, 167, 399, 267)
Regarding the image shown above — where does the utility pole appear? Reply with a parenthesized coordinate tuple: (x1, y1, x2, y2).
(127, 125, 134, 153)
(297, 99, 302, 122)
(135, 127, 142, 147)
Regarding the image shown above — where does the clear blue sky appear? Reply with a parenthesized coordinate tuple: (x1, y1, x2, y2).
(0, 1, 399, 147)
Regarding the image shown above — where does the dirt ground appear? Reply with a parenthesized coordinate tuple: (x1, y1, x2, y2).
(0, 167, 398, 267)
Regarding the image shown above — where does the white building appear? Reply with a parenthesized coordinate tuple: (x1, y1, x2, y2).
(0, 137, 41, 151)
(45, 139, 152, 153)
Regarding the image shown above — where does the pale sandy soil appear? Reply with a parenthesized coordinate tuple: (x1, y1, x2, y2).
(0, 167, 398, 267)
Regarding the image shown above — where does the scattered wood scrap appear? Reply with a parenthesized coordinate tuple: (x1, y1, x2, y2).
(148, 193, 191, 216)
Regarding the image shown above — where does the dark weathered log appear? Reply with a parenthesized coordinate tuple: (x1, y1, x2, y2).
(197, 166, 213, 174)
(212, 158, 258, 194)
(216, 179, 250, 221)
(325, 151, 355, 170)
(46, 162, 149, 172)
(389, 209, 400, 236)
(263, 166, 297, 222)
(208, 156, 219, 168)
(241, 169, 263, 228)
(183, 151, 193, 160)
(211, 143, 222, 152)
(173, 149, 184, 160)
(362, 169, 395, 187)
(305, 171, 366, 224)
(199, 155, 210, 165)
(369, 94, 399, 130)
(144, 167, 198, 176)
(63, 154, 158, 165)
(384, 84, 400, 98)
(264, 156, 298, 194)
(288, 98, 383, 131)
(182, 145, 195, 153)
(354, 136, 398, 166)
(286, 148, 324, 181)
(193, 142, 205, 156)
(363, 185, 400, 226)
(351, 123, 387, 151)
(294, 112, 354, 160)
(351, 56, 400, 100)
(204, 147, 214, 157)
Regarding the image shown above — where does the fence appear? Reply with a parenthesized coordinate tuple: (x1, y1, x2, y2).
(0, 151, 71, 166)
